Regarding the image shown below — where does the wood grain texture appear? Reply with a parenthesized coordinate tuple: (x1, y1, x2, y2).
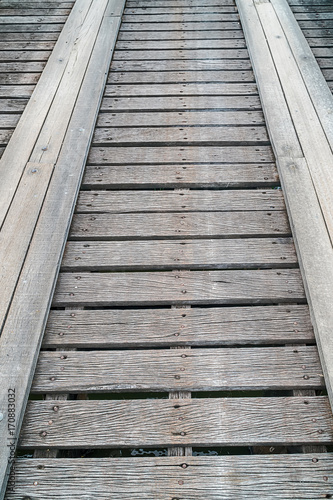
(113, 48, 249, 60)
(31, 346, 323, 393)
(82, 163, 278, 188)
(53, 269, 305, 307)
(116, 38, 246, 48)
(69, 210, 291, 239)
(19, 397, 333, 448)
(108, 69, 255, 83)
(5, 455, 333, 499)
(92, 126, 268, 145)
(43, 304, 314, 348)
(76, 190, 283, 213)
(117, 29, 245, 40)
(87, 145, 274, 164)
(104, 82, 258, 96)
(96, 110, 264, 127)
(121, 13, 241, 22)
(61, 238, 296, 271)
(120, 22, 242, 31)
(100, 95, 260, 110)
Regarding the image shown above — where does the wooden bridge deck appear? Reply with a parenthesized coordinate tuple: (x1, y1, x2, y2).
(1, 0, 333, 498)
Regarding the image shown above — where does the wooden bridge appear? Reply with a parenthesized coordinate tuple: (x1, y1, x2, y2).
(0, 0, 333, 497)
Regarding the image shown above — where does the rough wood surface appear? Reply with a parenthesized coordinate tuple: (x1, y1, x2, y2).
(104, 82, 258, 96)
(61, 238, 296, 271)
(69, 210, 290, 239)
(113, 48, 249, 60)
(76, 189, 283, 213)
(53, 269, 305, 307)
(19, 397, 333, 448)
(116, 38, 246, 48)
(120, 21, 242, 31)
(43, 304, 314, 348)
(5, 455, 333, 499)
(108, 69, 255, 83)
(82, 163, 278, 188)
(31, 346, 323, 393)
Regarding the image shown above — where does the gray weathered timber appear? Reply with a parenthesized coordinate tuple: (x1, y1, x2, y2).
(124, 6, 238, 13)
(88, 145, 274, 164)
(5, 455, 333, 500)
(0, 86, 34, 98)
(113, 48, 249, 59)
(92, 126, 268, 146)
(19, 397, 333, 448)
(0, 3, 124, 498)
(110, 58, 251, 70)
(236, 0, 333, 412)
(117, 29, 245, 40)
(82, 163, 278, 188)
(0, 24, 63, 33)
(100, 95, 260, 110)
(0, 73, 40, 85)
(0, 15, 67, 24)
(69, 211, 290, 239)
(96, 110, 264, 127)
(122, 13, 241, 22)
(0, 41, 56, 49)
(0, 98, 28, 112)
(61, 238, 296, 271)
(120, 22, 241, 31)
(0, 115, 20, 128)
(104, 82, 258, 96)
(76, 190, 283, 213)
(116, 38, 246, 48)
(0, 51, 51, 61)
(108, 69, 255, 83)
(43, 304, 314, 348)
(53, 269, 305, 307)
(31, 346, 323, 393)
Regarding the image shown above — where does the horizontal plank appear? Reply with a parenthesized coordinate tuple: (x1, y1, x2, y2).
(76, 190, 283, 213)
(113, 48, 249, 60)
(0, 115, 19, 127)
(62, 238, 297, 271)
(100, 95, 260, 111)
(0, 98, 28, 112)
(117, 29, 245, 40)
(6, 455, 333, 499)
(43, 304, 315, 348)
(69, 211, 291, 239)
(82, 163, 278, 188)
(0, 73, 40, 84)
(124, 6, 238, 13)
(0, 8, 71, 15)
(20, 397, 333, 448)
(87, 145, 274, 164)
(92, 126, 268, 146)
(121, 13, 240, 22)
(0, 41, 56, 49)
(0, 50, 51, 61)
(0, 32, 60, 41)
(126, 0, 237, 5)
(0, 23, 63, 32)
(120, 22, 241, 30)
(0, 61, 46, 71)
(0, 129, 12, 143)
(116, 38, 246, 48)
(0, 85, 34, 98)
(0, 15, 67, 24)
(53, 269, 305, 307)
(32, 346, 323, 393)
(108, 70, 255, 83)
(104, 82, 258, 96)
(110, 59, 252, 70)
(96, 111, 265, 127)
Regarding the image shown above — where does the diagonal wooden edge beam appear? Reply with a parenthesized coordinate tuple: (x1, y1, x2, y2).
(236, 0, 333, 415)
(0, 1, 125, 498)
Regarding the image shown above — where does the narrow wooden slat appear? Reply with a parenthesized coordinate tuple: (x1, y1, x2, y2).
(0, 9, 71, 16)
(0, 16, 67, 24)
(5, 455, 333, 500)
(0, 24, 64, 33)
(61, 238, 296, 271)
(110, 59, 251, 70)
(88, 145, 274, 164)
(113, 48, 249, 59)
(53, 269, 305, 307)
(124, 6, 238, 13)
(101, 95, 259, 110)
(0, 41, 56, 49)
(97, 111, 263, 127)
(0, 4, 124, 497)
(19, 397, 333, 448)
(75, 190, 283, 213)
(120, 21, 241, 31)
(0, 73, 40, 84)
(92, 126, 268, 145)
(117, 29, 245, 40)
(0, 0, 93, 226)
(104, 82, 258, 96)
(0, 85, 34, 98)
(70, 211, 291, 239)
(0, 162, 54, 330)
(116, 38, 246, 48)
(0, 50, 51, 61)
(0, 115, 20, 128)
(43, 304, 314, 348)
(31, 346, 323, 393)
(108, 70, 255, 83)
(82, 163, 278, 188)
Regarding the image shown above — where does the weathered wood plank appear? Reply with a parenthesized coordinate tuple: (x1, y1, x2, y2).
(0, 61, 45, 71)
(82, 163, 277, 188)
(104, 82, 258, 96)
(0, 32, 60, 41)
(117, 29, 245, 40)
(0, 9, 71, 15)
(0, 73, 40, 84)
(96, 110, 264, 127)
(70, 211, 290, 239)
(120, 21, 241, 31)
(5, 455, 333, 500)
(19, 397, 332, 448)
(0, 98, 28, 112)
(0, 23, 63, 32)
(108, 70, 255, 83)
(31, 346, 323, 393)
(124, 6, 238, 14)
(88, 145, 274, 164)
(92, 126, 268, 145)
(62, 238, 296, 271)
(0, 50, 51, 61)
(0, 16, 67, 24)
(53, 269, 304, 307)
(0, 114, 20, 128)
(0, 41, 56, 49)
(76, 190, 283, 213)
(110, 59, 251, 70)
(0, 85, 34, 98)
(100, 95, 260, 111)
(43, 304, 314, 348)
(116, 38, 246, 49)
(121, 14, 240, 22)
(113, 48, 249, 60)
